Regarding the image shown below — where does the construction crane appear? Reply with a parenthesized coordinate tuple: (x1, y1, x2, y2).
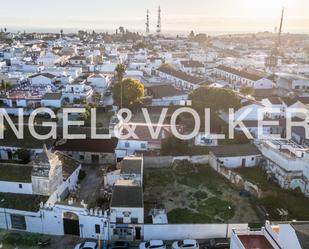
(265, 8, 285, 69)
(277, 8, 285, 54)
(156, 6, 161, 36)
(146, 9, 150, 34)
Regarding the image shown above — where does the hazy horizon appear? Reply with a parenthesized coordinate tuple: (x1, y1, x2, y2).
(1, 0, 309, 35)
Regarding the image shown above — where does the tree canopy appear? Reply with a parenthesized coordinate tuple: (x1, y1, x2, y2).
(240, 86, 255, 96)
(112, 78, 144, 108)
(189, 86, 241, 114)
(115, 63, 126, 82)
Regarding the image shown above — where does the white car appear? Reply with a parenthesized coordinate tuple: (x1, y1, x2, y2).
(139, 240, 166, 249)
(74, 242, 98, 249)
(172, 239, 199, 249)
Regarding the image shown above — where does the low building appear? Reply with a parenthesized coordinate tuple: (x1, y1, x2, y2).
(104, 156, 143, 186)
(214, 65, 274, 89)
(180, 60, 205, 75)
(231, 221, 309, 249)
(54, 138, 118, 165)
(29, 73, 57, 86)
(258, 138, 309, 196)
(157, 64, 205, 91)
(209, 144, 262, 169)
(41, 92, 63, 108)
(145, 85, 188, 106)
(109, 181, 144, 241)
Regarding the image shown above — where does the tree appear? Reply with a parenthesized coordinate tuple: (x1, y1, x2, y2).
(115, 63, 126, 82)
(240, 86, 255, 96)
(189, 85, 241, 114)
(161, 136, 189, 156)
(0, 80, 11, 90)
(112, 78, 144, 108)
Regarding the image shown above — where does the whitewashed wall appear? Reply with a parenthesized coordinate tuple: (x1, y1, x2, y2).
(144, 223, 248, 240)
(0, 181, 33, 194)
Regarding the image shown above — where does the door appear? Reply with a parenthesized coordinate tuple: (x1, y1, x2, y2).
(63, 212, 80, 236)
(91, 154, 100, 164)
(241, 158, 246, 167)
(135, 227, 141, 240)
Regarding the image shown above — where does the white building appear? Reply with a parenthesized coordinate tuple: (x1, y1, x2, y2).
(29, 73, 57, 86)
(231, 221, 309, 249)
(214, 65, 274, 89)
(157, 65, 205, 91)
(87, 73, 111, 92)
(63, 79, 94, 103)
(258, 139, 309, 196)
(209, 144, 262, 169)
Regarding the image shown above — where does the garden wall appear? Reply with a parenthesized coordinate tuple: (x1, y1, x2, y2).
(143, 155, 209, 168)
(144, 223, 248, 240)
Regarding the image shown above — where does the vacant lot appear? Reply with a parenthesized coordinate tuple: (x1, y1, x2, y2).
(144, 164, 259, 224)
(235, 167, 309, 221)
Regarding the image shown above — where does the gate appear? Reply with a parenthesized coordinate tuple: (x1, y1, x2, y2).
(63, 212, 80, 236)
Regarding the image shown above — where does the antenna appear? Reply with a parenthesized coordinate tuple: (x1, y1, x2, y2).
(146, 9, 150, 34)
(156, 5, 161, 36)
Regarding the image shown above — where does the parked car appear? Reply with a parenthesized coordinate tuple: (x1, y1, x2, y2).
(204, 238, 229, 249)
(74, 242, 98, 249)
(172, 239, 199, 249)
(139, 240, 166, 249)
(109, 241, 130, 249)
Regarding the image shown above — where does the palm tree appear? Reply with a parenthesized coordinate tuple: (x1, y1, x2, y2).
(115, 63, 126, 108)
(115, 63, 126, 82)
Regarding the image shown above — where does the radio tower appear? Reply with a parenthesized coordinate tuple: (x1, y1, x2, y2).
(156, 6, 161, 36)
(146, 9, 150, 34)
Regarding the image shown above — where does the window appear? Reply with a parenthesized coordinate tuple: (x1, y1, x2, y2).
(251, 157, 255, 161)
(95, 224, 100, 234)
(141, 143, 146, 149)
(79, 155, 84, 160)
(19, 184, 23, 189)
(125, 142, 130, 148)
(131, 218, 138, 224)
(116, 217, 123, 223)
(11, 215, 26, 230)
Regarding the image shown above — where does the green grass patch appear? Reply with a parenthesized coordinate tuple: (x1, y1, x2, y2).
(197, 197, 234, 221)
(168, 208, 211, 224)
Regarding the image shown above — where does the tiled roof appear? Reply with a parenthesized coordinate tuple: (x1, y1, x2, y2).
(146, 85, 186, 98)
(42, 92, 62, 100)
(157, 65, 204, 84)
(29, 73, 56, 79)
(181, 60, 204, 68)
(209, 144, 261, 157)
(54, 138, 118, 153)
(110, 185, 143, 208)
(215, 65, 263, 81)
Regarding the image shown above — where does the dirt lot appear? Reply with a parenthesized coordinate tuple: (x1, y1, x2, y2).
(144, 163, 260, 224)
(0, 230, 88, 249)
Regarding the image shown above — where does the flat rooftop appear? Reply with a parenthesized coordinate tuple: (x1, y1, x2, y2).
(238, 235, 274, 249)
(120, 156, 143, 175)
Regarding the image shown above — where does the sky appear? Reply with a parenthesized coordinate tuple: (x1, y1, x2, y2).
(1, 0, 309, 34)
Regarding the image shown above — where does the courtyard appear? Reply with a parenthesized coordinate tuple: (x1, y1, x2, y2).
(143, 163, 260, 224)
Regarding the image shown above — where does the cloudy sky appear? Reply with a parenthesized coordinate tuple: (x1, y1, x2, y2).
(1, 0, 308, 34)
